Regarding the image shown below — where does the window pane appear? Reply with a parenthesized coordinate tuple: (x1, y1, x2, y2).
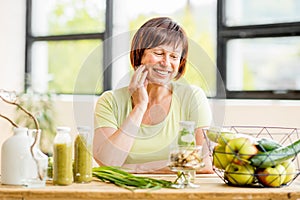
(113, 0, 217, 96)
(227, 37, 300, 91)
(31, 0, 106, 36)
(31, 40, 103, 94)
(225, 0, 300, 26)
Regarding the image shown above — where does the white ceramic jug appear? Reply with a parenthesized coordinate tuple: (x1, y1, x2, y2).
(1, 127, 35, 185)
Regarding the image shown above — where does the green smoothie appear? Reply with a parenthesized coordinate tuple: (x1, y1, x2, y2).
(53, 143, 73, 185)
(74, 134, 92, 183)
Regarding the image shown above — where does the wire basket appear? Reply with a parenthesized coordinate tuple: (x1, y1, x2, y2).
(204, 126, 300, 188)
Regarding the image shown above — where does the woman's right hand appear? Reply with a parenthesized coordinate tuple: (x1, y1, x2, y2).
(128, 65, 149, 111)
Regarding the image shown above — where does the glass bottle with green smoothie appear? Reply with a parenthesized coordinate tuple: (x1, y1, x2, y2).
(73, 126, 93, 183)
(53, 126, 73, 186)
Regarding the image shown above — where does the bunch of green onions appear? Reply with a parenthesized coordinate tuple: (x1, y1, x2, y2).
(92, 166, 176, 190)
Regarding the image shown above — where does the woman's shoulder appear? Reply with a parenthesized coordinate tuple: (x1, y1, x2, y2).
(97, 86, 130, 103)
(172, 82, 205, 96)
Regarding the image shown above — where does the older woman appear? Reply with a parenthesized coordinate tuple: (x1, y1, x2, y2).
(93, 17, 213, 173)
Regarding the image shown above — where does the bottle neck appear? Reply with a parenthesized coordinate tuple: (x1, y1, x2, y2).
(13, 127, 28, 136)
(54, 131, 71, 144)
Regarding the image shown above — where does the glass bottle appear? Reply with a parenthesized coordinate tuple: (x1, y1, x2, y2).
(176, 121, 197, 184)
(25, 129, 48, 188)
(73, 126, 93, 183)
(177, 121, 196, 147)
(53, 126, 73, 185)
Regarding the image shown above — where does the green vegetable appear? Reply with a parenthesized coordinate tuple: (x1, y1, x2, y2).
(250, 138, 300, 168)
(92, 166, 176, 191)
(256, 138, 282, 152)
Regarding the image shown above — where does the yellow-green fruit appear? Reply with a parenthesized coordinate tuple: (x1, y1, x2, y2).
(225, 163, 255, 185)
(217, 132, 236, 146)
(213, 145, 230, 169)
(206, 129, 220, 143)
(257, 164, 286, 187)
(281, 160, 297, 184)
(225, 137, 258, 165)
(206, 128, 236, 145)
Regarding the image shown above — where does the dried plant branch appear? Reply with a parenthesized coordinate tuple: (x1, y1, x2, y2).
(0, 114, 19, 127)
(0, 93, 39, 130)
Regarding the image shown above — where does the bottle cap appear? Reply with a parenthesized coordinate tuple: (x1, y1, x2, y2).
(77, 126, 91, 132)
(179, 121, 195, 126)
(56, 126, 71, 132)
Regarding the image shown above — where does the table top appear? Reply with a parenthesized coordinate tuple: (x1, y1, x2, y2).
(1, 174, 300, 200)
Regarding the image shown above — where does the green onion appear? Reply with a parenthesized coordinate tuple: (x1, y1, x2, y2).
(92, 166, 176, 191)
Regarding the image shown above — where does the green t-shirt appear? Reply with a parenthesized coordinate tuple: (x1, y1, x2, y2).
(94, 82, 212, 164)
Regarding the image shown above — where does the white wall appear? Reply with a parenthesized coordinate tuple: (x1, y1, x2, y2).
(0, 0, 27, 169)
(0, 1, 300, 172)
(0, 1, 28, 174)
(0, 0, 25, 92)
(222, 100, 300, 127)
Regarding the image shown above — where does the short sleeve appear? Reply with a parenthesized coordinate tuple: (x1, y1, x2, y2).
(189, 87, 212, 128)
(94, 91, 118, 129)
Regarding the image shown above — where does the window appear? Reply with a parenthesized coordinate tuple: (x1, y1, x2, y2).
(217, 0, 300, 99)
(26, 0, 300, 99)
(26, 0, 112, 95)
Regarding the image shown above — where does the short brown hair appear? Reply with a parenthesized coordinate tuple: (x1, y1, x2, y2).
(130, 17, 188, 80)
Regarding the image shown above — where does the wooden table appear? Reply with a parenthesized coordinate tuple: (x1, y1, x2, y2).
(1, 174, 300, 200)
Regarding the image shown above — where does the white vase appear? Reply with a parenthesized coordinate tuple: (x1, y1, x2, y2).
(1, 127, 35, 185)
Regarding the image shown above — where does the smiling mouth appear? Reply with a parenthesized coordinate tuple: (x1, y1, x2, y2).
(153, 69, 171, 76)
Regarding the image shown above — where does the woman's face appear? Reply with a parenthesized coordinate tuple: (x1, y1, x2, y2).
(140, 44, 182, 85)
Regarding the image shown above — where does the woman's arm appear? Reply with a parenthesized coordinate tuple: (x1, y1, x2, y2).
(93, 105, 146, 166)
(195, 127, 214, 174)
(122, 160, 175, 174)
(93, 66, 149, 167)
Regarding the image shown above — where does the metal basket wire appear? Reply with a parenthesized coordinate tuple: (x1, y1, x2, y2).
(204, 126, 300, 187)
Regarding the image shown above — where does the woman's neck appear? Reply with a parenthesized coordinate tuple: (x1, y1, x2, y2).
(147, 83, 172, 103)
(142, 83, 173, 125)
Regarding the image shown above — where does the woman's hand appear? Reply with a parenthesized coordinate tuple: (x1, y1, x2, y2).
(128, 65, 149, 111)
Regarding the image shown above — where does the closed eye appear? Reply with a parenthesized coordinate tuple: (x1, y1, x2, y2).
(171, 55, 179, 59)
(153, 51, 163, 56)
